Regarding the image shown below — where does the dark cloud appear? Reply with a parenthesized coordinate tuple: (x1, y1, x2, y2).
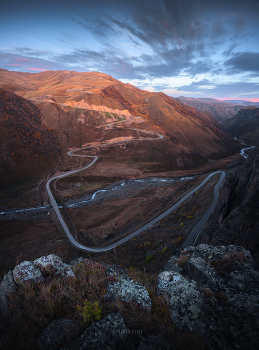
(1, 0, 259, 97)
(225, 52, 259, 73)
(67, 0, 259, 80)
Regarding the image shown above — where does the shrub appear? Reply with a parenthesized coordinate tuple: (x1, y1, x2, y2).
(174, 236, 184, 247)
(180, 222, 184, 227)
(195, 191, 199, 195)
(161, 247, 168, 255)
(188, 215, 192, 220)
(77, 300, 102, 323)
(146, 254, 154, 262)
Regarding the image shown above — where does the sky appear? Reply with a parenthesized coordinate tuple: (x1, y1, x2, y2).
(1, 0, 259, 101)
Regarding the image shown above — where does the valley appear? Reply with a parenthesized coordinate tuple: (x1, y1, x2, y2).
(0, 69, 257, 280)
(0, 70, 258, 350)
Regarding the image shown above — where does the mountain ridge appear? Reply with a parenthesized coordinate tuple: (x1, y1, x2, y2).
(222, 107, 259, 146)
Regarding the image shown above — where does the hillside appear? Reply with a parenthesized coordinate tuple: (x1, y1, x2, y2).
(0, 69, 240, 164)
(222, 107, 259, 146)
(176, 96, 246, 122)
(0, 90, 60, 188)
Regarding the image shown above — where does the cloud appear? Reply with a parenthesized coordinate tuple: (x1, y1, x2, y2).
(0, 50, 62, 72)
(225, 52, 259, 73)
(68, 0, 258, 82)
(27, 68, 49, 71)
(176, 80, 259, 98)
(1, 0, 259, 98)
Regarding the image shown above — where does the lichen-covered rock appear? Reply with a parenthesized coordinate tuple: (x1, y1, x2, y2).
(137, 333, 172, 350)
(159, 244, 259, 350)
(34, 254, 75, 278)
(105, 279, 152, 311)
(184, 256, 221, 290)
(12, 261, 45, 284)
(63, 313, 129, 350)
(38, 319, 80, 350)
(106, 265, 131, 282)
(163, 256, 182, 273)
(105, 265, 151, 311)
(157, 271, 204, 330)
(0, 271, 16, 313)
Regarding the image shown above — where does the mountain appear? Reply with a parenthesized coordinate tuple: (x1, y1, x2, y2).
(222, 107, 259, 146)
(176, 96, 247, 122)
(0, 68, 240, 170)
(225, 100, 259, 107)
(0, 89, 60, 188)
(196, 147, 259, 270)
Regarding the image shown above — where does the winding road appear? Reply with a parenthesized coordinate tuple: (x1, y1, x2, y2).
(46, 122, 254, 252)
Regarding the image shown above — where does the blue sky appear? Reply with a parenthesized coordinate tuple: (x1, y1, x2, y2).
(1, 0, 259, 101)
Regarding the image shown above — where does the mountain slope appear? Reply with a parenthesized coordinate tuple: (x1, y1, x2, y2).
(0, 90, 60, 188)
(0, 68, 241, 165)
(222, 107, 259, 146)
(176, 96, 247, 122)
(100, 83, 238, 157)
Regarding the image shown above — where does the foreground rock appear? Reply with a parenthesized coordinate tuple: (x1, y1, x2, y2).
(48, 313, 172, 350)
(38, 319, 80, 350)
(34, 254, 75, 278)
(104, 265, 152, 311)
(159, 244, 259, 350)
(13, 261, 46, 285)
(0, 254, 75, 314)
(62, 313, 129, 350)
(0, 271, 16, 314)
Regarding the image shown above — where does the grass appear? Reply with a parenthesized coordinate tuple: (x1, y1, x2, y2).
(1, 260, 209, 350)
(1, 260, 116, 349)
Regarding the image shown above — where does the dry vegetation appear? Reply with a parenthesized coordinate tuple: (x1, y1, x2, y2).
(0, 259, 209, 350)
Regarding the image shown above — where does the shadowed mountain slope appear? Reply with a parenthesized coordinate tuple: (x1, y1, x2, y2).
(0, 90, 60, 188)
(176, 96, 247, 122)
(222, 107, 259, 146)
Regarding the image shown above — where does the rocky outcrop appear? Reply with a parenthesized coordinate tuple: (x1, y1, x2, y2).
(13, 261, 46, 285)
(0, 254, 75, 314)
(104, 265, 152, 310)
(34, 254, 75, 278)
(39, 313, 172, 350)
(196, 148, 259, 269)
(38, 319, 80, 350)
(159, 244, 259, 350)
(0, 271, 16, 314)
(62, 313, 129, 350)
(3, 247, 259, 349)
